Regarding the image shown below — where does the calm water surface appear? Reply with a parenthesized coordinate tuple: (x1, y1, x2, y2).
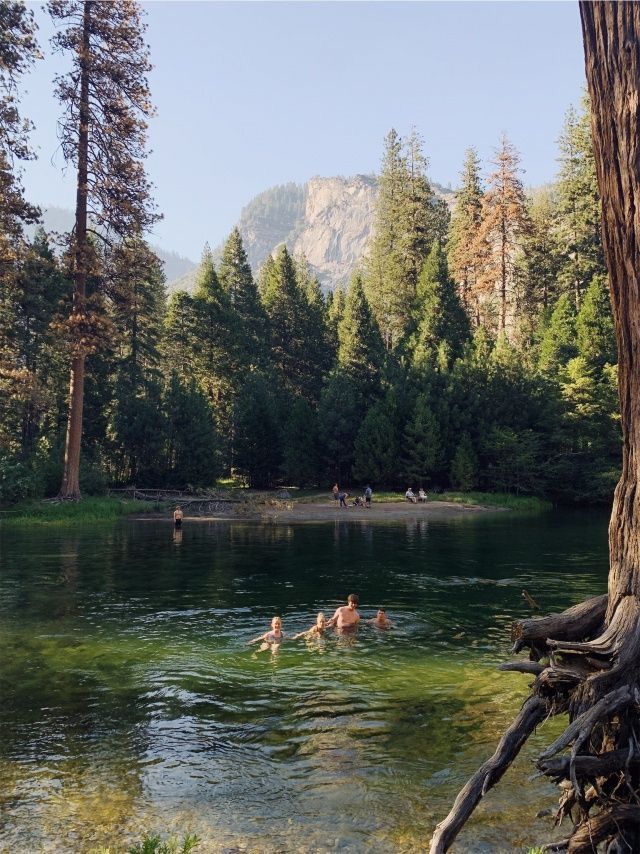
(0, 510, 609, 853)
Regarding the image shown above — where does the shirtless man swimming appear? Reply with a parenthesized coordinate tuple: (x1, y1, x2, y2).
(326, 593, 360, 630)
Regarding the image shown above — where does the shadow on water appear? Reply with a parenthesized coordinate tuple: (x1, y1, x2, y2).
(0, 509, 609, 851)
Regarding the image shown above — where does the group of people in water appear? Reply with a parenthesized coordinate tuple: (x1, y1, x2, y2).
(248, 594, 393, 652)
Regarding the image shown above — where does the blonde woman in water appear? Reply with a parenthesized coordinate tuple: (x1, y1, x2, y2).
(249, 616, 284, 651)
(292, 612, 327, 640)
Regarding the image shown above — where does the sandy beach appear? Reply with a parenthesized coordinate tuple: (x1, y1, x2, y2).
(133, 499, 502, 524)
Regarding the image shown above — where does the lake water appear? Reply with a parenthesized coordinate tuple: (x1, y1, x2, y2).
(0, 510, 609, 853)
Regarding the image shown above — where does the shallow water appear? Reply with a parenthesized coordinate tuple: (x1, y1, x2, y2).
(0, 510, 609, 852)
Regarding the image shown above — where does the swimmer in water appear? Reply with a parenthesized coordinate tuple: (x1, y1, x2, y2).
(368, 608, 393, 629)
(292, 612, 327, 640)
(326, 593, 360, 631)
(249, 616, 284, 651)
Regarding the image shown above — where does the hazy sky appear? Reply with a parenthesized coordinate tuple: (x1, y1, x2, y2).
(21, 1, 586, 261)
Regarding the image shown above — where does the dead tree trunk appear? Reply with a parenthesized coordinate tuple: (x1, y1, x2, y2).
(430, 4, 640, 851)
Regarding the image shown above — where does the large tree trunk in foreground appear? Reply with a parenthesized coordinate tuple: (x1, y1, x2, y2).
(430, 4, 640, 851)
(58, 0, 91, 500)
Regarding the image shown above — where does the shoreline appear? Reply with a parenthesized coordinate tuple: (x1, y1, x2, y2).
(131, 499, 505, 524)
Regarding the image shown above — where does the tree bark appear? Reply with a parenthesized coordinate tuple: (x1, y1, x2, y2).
(429, 5, 640, 851)
(59, 0, 91, 500)
(580, 1, 640, 619)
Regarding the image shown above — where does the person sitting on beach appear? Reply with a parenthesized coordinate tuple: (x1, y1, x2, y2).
(339, 491, 349, 508)
(249, 616, 284, 651)
(292, 612, 327, 640)
(353, 496, 363, 507)
(418, 488, 427, 503)
(173, 506, 184, 528)
(405, 488, 417, 504)
(326, 594, 360, 630)
(368, 608, 393, 629)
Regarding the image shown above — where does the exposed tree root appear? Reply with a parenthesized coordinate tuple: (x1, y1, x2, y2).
(428, 696, 547, 854)
(511, 595, 607, 659)
(429, 595, 640, 853)
(566, 806, 640, 853)
(498, 661, 546, 675)
(537, 748, 639, 783)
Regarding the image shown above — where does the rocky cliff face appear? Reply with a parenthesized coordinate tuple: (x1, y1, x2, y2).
(289, 175, 378, 289)
(168, 175, 455, 293)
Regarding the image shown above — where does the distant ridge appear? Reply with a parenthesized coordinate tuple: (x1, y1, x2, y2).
(30, 175, 456, 295)
(26, 206, 197, 285)
(171, 175, 455, 294)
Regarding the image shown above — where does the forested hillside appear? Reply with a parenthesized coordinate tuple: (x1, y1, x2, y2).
(0, 1, 618, 506)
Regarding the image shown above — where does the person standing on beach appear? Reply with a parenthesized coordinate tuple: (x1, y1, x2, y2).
(332, 483, 339, 503)
(364, 485, 372, 508)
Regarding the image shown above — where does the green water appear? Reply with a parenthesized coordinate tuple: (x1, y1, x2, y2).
(0, 511, 609, 853)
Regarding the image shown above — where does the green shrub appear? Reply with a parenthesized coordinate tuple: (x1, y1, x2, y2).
(0, 450, 38, 503)
(128, 834, 200, 854)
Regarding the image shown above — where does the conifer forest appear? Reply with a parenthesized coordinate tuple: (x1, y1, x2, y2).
(0, 0, 619, 505)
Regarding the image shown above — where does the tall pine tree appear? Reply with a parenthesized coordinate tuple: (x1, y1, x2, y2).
(49, 0, 159, 498)
(448, 148, 484, 318)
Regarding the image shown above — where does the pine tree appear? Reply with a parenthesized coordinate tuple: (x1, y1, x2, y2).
(107, 238, 166, 484)
(0, 1, 41, 457)
(260, 244, 326, 402)
(164, 291, 197, 367)
(218, 227, 267, 370)
(555, 97, 605, 308)
(402, 392, 444, 486)
(317, 371, 362, 484)
(14, 229, 70, 454)
(576, 274, 616, 369)
(410, 241, 470, 368)
(337, 274, 385, 401)
(192, 243, 233, 406)
(234, 372, 281, 488)
(448, 148, 484, 316)
(450, 434, 478, 491)
(0, 0, 40, 260)
(473, 134, 530, 335)
(280, 396, 319, 487)
(352, 399, 399, 485)
(518, 187, 562, 338)
(363, 129, 439, 349)
(538, 293, 578, 374)
(326, 286, 346, 354)
(49, 0, 159, 498)
(164, 372, 219, 488)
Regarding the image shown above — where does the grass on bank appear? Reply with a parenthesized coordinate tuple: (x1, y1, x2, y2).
(434, 491, 552, 511)
(0, 496, 167, 527)
(0, 487, 550, 526)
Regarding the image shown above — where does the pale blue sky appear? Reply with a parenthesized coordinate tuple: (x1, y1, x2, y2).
(21, 1, 586, 261)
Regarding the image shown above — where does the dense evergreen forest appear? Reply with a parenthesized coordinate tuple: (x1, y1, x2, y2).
(0, 2, 618, 504)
